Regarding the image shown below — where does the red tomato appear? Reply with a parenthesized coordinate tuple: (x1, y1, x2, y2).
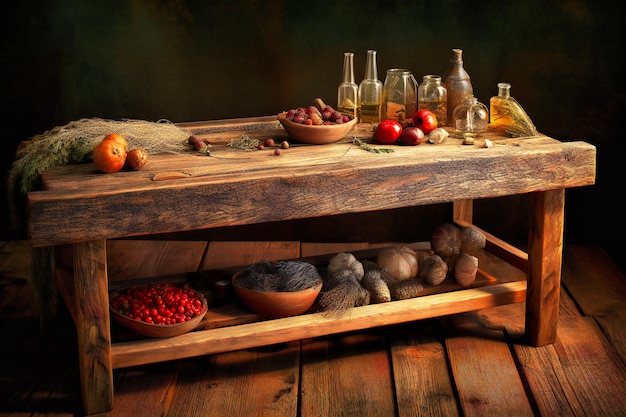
(374, 120, 403, 144)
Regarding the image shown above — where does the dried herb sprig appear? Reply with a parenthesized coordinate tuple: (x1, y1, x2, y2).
(493, 99, 538, 138)
(7, 118, 192, 234)
(227, 134, 259, 150)
(353, 137, 394, 153)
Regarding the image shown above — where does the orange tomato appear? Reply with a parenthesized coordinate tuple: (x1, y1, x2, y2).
(103, 133, 128, 148)
(93, 137, 127, 173)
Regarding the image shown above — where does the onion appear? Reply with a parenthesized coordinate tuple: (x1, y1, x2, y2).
(377, 245, 419, 283)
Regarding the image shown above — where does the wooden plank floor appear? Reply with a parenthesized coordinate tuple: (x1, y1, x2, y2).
(1, 240, 625, 416)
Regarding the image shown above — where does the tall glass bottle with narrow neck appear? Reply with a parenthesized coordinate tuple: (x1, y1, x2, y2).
(337, 52, 358, 119)
(443, 48, 473, 126)
(358, 50, 383, 123)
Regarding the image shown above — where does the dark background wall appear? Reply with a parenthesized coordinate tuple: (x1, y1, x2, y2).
(2, 1, 624, 265)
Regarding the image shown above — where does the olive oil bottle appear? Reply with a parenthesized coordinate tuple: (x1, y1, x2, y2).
(337, 52, 358, 119)
(357, 50, 383, 123)
(489, 82, 537, 137)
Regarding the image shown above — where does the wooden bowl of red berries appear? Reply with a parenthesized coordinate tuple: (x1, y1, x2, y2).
(109, 283, 208, 338)
(277, 102, 357, 145)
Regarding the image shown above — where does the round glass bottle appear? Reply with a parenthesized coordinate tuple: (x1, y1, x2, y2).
(337, 52, 358, 119)
(382, 68, 418, 126)
(418, 75, 447, 126)
(443, 49, 473, 126)
(358, 50, 383, 124)
(453, 96, 489, 137)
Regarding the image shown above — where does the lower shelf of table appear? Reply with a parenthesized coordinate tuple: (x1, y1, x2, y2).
(55, 235, 529, 370)
(110, 280, 527, 368)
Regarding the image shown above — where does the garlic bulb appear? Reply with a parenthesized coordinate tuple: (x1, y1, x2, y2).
(377, 245, 419, 283)
(327, 252, 364, 282)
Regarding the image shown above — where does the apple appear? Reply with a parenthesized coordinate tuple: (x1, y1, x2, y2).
(399, 127, 425, 145)
(412, 109, 438, 133)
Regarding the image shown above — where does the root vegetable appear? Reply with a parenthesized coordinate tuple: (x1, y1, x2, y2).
(419, 255, 448, 286)
(319, 279, 370, 318)
(455, 253, 478, 287)
(390, 279, 424, 300)
(362, 270, 391, 303)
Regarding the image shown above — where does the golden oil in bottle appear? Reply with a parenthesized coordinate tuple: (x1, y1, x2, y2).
(489, 82, 537, 137)
(338, 52, 358, 119)
(358, 102, 382, 124)
(357, 50, 383, 123)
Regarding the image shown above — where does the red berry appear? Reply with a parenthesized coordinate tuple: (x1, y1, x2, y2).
(274, 148, 281, 155)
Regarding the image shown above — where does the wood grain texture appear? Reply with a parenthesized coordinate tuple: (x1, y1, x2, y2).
(301, 333, 396, 417)
(166, 342, 300, 417)
(526, 189, 565, 346)
(72, 239, 113, 414)
(561, 244, 626, 317)
(200, 241, 300, 270)
(107, 240, 208, 281)
(444, 312, 534, 417)
(389, 321, 460, 417)
(27, 119, 596, 247)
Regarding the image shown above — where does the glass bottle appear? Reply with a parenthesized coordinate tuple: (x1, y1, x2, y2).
(358, 50, 383, 124)
(382, 68, 418, 126)
(489, 82, 537, 137)
(453, 96, 489, 137)
(443, 49, 473, 126)
(337, 52, 358, 119)
(418, 75, 447, 126)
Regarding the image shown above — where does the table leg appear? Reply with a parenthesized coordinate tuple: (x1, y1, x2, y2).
(526, 189, 565, 346)
(453, 199, 473, 223)
(73, 239, 114, 414)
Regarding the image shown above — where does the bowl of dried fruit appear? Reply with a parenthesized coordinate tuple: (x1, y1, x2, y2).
(110, 283, 208, 338)
(232, 261, 323, 318)
(277, 102, 357, 145)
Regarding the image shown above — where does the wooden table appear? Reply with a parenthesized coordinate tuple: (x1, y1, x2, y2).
(26, 116, 596, 414)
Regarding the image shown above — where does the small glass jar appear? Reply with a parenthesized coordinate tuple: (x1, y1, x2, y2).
(453, 96, 489, 137)
(418, 75, 447, 126)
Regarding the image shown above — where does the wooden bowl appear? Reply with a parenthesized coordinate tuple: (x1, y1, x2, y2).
(277, 112, 357, 144)
(110, 285, 208, 338)
(232, 272, 322, 318)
